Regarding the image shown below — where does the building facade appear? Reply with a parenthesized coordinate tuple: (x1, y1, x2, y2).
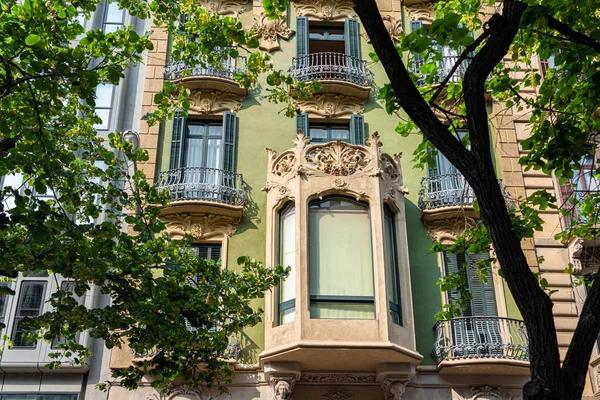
(2, 0, 599, 399)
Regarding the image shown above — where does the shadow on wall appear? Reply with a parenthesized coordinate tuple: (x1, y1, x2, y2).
(238, 331, 260, 365)
(237, 181, 261, 235)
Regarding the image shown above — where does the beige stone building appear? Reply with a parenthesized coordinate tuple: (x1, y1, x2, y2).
(1, 0, 598, 399)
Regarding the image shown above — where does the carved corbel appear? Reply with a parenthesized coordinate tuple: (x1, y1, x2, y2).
(293, 94, 364, 119)
(292, 0, 356, 21)
(424, 216, 478, 243)
(251, 12, 294, 52)
(200, 0, 246, 16)
(270, 377, 296, 400)
(381, 379, 409, 400)
(162, 213, 237, 240)
(470, 385, 502, 399)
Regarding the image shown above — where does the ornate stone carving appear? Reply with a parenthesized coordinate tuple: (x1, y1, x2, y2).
(251, 12, 294, 52)
(381, 379, 409, 400)
(294, 94, 364, 119)
(300, 373, 376, 383)
(270, 377, 296, 400)
(363, 15, 403, 43)
(568, 237, 600, 275)
(470, 386, 502, 399)
(163, 213, 237, 240)
(200, 0, 246, 16)
(324, 390, 354, 400)
(424, 216, 479, 242)
(305, 142, 371, 176)
(293, 0, 356, 21)
(187, 90, 243, 115)
(144, 394, 161, 400)
(168, 385, 203, 400)
(405, 4, 435, 25)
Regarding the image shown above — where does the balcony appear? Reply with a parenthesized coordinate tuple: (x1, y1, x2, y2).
(289, 52, 374, 100)
(163, 57, 248, 96)
(433, 316, 530, 374)
(155, 167, 247, 221)
(414, 54, 470, 88)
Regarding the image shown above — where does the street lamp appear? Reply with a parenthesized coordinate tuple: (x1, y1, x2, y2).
(122, 130, 140, 152)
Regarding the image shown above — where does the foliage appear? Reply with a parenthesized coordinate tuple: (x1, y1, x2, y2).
(0, 0, 289, 392)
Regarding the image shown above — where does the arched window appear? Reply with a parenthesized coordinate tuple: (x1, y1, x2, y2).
(308, 198, 374, 319)
(278, 204, 296, 324)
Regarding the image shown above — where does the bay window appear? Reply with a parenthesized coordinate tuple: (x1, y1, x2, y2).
(308, 198, 374, 319)
(278, 204, 296, 325)
(384, 206, 402, 325)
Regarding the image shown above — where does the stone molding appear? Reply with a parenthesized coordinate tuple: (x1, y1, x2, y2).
(294, 94, 364, 119)
(200, 0, 246, 16)
(300, 373, 376, 384)
(270, 376, 296, 400)
(362, 15, 403, 43)
(423, 216, 479, 243)
(381, 379, 409, 400)
(293, 0, 356, 21)
(162, 212, 237, 241)
(187, 90, 243, 115)
(323, 390, 354, 400)
(251, 12, 294, 52)
(405, 4, 435, 25)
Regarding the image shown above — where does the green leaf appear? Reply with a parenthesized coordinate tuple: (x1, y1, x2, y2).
(25, 34, 41, 46)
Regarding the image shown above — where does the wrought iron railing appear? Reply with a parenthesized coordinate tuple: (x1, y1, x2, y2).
(433, 316, 529, 363)
(155, 167, 247, 206)
(418, 173, 475, 209)
(560, 189, 599, 229)
(163, 56, 248, 81)
(413, 54, 470, 87)
(289, 52, 374, 87)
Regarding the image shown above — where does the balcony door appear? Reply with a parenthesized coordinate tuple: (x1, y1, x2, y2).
(169, 111, 238, 201)
(444, 252, 501, 358)
(295, 17, 361, 82)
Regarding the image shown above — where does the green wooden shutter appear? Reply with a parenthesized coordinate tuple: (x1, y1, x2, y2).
(296, 16, 309, 73)
(169, 111, 187, 170)
(222, 112, 238, 173)
(467, 253, 498, 317)
(296, 112, 309, 136)
(443, 252, 463, 307)
(344, 18, 361, 59)
(349, 114, 365, 145)
(410, 20, 424, 80)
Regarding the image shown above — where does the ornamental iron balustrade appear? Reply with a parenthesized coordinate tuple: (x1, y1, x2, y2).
(433, 316, 529, 363)
(163, 56, 248, 81)
(560, 189, 599, 229)
(418, 173, 511, 210)
(413, 53, 470, 87)
(289, 52, 374, 87)
(155, 167, 247, 206)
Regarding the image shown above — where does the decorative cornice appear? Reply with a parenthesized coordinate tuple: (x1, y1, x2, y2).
(270, 376, 296, 400)
(300, 373, 376, 383)
(362, 15, 402, 43)
(405, 4, 435, 25)
(162, 213, 237, 240)
(292, 0, 356, 21)
(381, 379, 409, 400)
(470, 385, 502, 399)
(187, 90, 243, 115)
(200, 0, 246, 16)
(294, 94, 364, 119)
(251, 12, 294, 52)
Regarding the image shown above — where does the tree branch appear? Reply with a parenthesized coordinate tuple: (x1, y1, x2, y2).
(546, 15, 600, 53)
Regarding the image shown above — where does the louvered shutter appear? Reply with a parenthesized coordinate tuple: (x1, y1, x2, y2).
(222, 112, 238, 173)
(169, 111, 187, 170)
(195, 244, 222, 261)
(410, 20, 424, 80)
(349, 114, 365, 145)
(345, 18, 361, 58)
(296, 112, 309, 136)
(444, 252, 472, 353)
(296, 17, 309, 74)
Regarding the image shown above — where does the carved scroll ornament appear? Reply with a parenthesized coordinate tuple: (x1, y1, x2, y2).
(200, 0, 246, 16)
(293, 0, 356, 21)
(251, 12, 294, 52)
(363, 15, 403, 43)
(294, 94, 364, 119)
(187, 90, 243, 115)
(405, 4, 435, 25)
(425, 216, 478, 243)
(163, 213, 237, 240)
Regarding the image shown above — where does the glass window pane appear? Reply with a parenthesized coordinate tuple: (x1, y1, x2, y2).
(205, 138, 222, 170)
(104, 2, 124, 24)
(308, 199, 374, 319)
(39, 395, 79, 400)
(95, 84, 114, 108)
(309, 126, 328, 142)
(279, 205, 296, 324)
(310, 302, 373, 319)
(12, 282, 46, 347)
(330, 126, 349, 141)
(103, 24, 122, 33)
(184, 136, 204, 168)
(94, 109, 110, 130)
(1, 395, 38, 400)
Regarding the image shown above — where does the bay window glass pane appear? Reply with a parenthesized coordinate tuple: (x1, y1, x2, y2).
(94, 109, 110, 130)
(384, 207, 401, 325)
(1, 395, 38, 400)
(279, 205, 296, 324)
(105, 2, 124, 24)
(95, 84, 114, 108)
(12, 281, 47, 347)
(39, 395, 79, 400)
(309, 198, 374, 319)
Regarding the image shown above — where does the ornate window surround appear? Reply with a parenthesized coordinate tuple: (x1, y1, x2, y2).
(260, 132, 421, 371)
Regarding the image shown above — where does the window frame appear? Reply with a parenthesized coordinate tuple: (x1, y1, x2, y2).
(11, 280, 48, 349)
(384, 205, 402, 325)
(277, 202, 296, 325)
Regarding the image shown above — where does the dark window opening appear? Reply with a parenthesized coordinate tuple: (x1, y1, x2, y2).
(308, 122, 350, 143)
